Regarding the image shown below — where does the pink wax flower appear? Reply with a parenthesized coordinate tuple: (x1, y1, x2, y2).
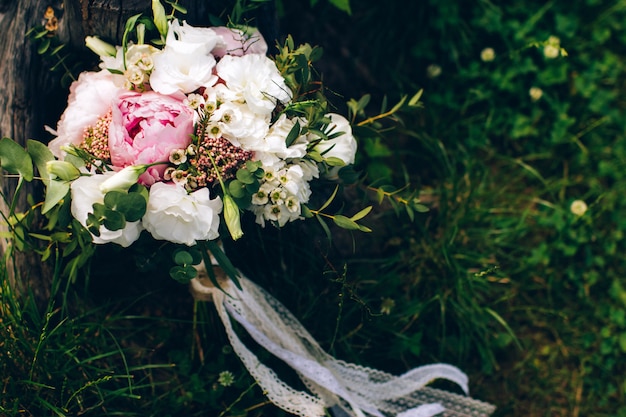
(108, 91, 194, 185)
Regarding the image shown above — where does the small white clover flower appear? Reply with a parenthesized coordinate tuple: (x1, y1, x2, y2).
(218, 371, 235, 387)
(529, 87, 543, 101)
(570, 200, 588, 216)
(544, 36, 561, 59)
(169, 148, 187, 165)
(480, 47, 495, 62)
(426, 64, 442, 79)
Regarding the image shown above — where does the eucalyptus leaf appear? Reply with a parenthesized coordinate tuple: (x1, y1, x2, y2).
(0, 138, 34, 181)
(26, 139, 54, 183)
(42, 180, 70, 214)
(102, 210, 125, 231)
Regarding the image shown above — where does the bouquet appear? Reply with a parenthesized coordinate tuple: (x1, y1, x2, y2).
(0, 2, 495, 416)
(27, 3, 371, 285)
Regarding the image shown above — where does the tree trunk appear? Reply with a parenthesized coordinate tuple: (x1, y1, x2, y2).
(0, 0, 276, 303)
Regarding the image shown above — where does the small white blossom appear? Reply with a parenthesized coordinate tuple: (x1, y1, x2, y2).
(426, 64, 442, 79)
(125, 65, 145, 86)
(529, 87, 543, 101)
(169, 148, 187, 165)
(570, 200, 588, 216)
(184, 93, 205, 110)
(480, 47, 495, 62)
(544, 36, 561, 59)
(171, 169, 187, 184)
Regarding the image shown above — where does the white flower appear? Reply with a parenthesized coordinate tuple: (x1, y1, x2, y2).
(125, 65, 146, 86)
(254, 114, 309, 165)
(209, 100, 268, 149)
(142, 182, 222, 246)
(426, 64, 442, 79)
(85, 36, 116, 58)
(480, 47, 495, 62)
(570, 200, 588, 216)
(169, 148, 187, 165)
(70, 172, 143, 247)
(184, 93, 205, 110)
(252, 182, 273, 205)
(314, 113, 358, 165)
(99, 165, 146, 193)
(529, 87, 543, 101)
(544, 36, 561, 59)
(216, 54, 292, 116)
(48, 70, 123, 158)
(149, 20, 220, 94)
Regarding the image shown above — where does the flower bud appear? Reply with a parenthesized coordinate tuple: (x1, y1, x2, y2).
(85, 36, 117, 58)
(223, 193, 243, 240)
(99, 165, 147, 193)
(152, 0, 168, 38)
(46, 160, 81, 181)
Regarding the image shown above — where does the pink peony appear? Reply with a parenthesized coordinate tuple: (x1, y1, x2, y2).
(48, 70, 123, 158)
(108, 91, 194, 185)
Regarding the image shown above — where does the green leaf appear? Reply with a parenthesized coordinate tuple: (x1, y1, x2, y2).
(169, 265, 197, 283)
(203, 240, 241, 290)
(408, 89, 424, 107)
(26, 139, 54, 183)
(42, 180, 69, 214)
(350, 206, 372, 221)
(236, 169, 255, 184)
(328, 0, 351, 14)
(228, 179, 246, 198)
(317, 185, 338, 212)
(324, 156, 346, 167)
(0, 138, 34, 181)
(285, 120, 301, 147)
(102, 209, 125, 231)
(37, 37, 51, 55)
(174, 250, 194, 266)
(104, 191, 147, 222)
(333, 214, 361, 230)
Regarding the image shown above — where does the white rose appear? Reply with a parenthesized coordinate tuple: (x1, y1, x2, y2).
(314, 113, 357, 165)
(70, 172, 143, 247)
(216, 54, 292, 116)
(149, 20, 220, 94)
(142, 182, 222, 246)
(48, 70, 123, 158)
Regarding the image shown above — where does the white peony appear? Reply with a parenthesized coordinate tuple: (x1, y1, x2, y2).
(142, 182, 222, 246)
(149, 20, 220, 95)
(314, 113, 358, 166)
(216, 54, 292, 116)
(70, 172, 143, 247)
(48, 70, 122, 158)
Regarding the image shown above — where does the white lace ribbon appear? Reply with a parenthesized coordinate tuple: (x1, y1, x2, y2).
(190, 271, 496, 417)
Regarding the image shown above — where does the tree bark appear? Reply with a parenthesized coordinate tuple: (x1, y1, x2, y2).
(0, 0, 276, 303)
